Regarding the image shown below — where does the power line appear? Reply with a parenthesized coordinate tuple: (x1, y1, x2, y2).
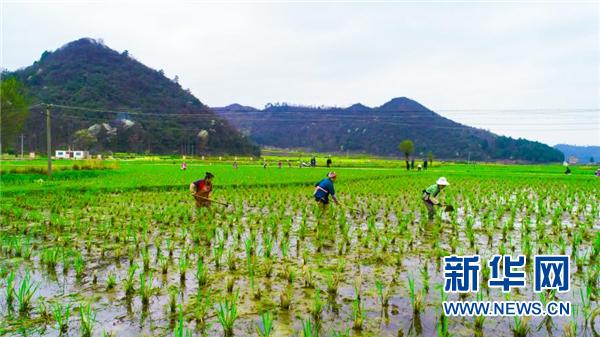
(33, 103, 598, 134)
(217, 109, 599, 115)
(38, 103, 596, 124)
(34, 103, 143, 114)
(48, 113, 596, 132)
(31, 103, 599, 116)
(49, 109, 597, 127)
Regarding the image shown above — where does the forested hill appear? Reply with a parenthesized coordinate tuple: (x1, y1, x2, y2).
(554, 144, 600, 163)
(5, 38, 260, 155)
(214, 98, 564, 162)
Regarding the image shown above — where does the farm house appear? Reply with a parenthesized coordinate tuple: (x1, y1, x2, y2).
(54, 150, 90, 160)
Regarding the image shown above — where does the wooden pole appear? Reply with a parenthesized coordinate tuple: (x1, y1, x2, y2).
(46, 105, 52, 177)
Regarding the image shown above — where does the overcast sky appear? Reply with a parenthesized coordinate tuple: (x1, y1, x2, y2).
(2, 0, 599, 146)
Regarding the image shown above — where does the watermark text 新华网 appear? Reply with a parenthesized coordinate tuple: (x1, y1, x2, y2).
(441, 254, 570, 317)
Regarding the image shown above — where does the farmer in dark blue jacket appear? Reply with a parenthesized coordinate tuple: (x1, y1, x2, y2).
(314, 172, 338, 207)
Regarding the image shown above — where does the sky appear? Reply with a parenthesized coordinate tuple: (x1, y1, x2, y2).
(2, 0, 599, 146)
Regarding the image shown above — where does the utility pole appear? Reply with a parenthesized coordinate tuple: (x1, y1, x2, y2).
(46, 104, 52, 177)
(20, 134, 24, 159)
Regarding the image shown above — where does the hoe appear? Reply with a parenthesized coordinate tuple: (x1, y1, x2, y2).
(194, 195, 231, 208)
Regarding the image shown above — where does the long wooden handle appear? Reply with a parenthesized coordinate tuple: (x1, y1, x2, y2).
(194, 195, 229, 207)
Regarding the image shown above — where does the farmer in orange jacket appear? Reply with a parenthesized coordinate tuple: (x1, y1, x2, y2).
(190, 172, 214, 208)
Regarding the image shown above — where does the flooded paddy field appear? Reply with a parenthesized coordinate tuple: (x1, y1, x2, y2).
(1, 163, 598, 336)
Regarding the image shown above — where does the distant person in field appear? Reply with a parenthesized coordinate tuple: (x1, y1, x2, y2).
(424, 160, 428, 170)
(411, 159, 415, 170)
(417, 164, 422, 171)
(190, 172, 214, 209)
(287, 160, 292, 168)
(314, 172, 339, 209)
(278, 160, 282, 169)
(181, 162, 187, 170)
(406, 161, 410, 171)
(233, 161, 238, 170)
(311, 157, 317, 167)
(564, 166, 571, 175)
(327, 157, 332, 168)
(596, 168, 600, 177)
(422, 177, 450, 221)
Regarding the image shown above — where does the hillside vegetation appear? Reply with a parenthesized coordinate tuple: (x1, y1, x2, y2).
(5, 38, 259, 155)
(215, 99, 564, 162)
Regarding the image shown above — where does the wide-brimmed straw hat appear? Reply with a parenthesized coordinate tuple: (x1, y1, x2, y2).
(436, 177, 449, 186)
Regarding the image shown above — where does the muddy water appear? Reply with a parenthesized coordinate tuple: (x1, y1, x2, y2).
(0, 183, 598, 337)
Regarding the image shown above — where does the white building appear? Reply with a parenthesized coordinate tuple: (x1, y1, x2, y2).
(55, 150, 69, 159)
(568, 156, 578, 165)
(55, 150, 90, 160)
(73, 151, 89, 159)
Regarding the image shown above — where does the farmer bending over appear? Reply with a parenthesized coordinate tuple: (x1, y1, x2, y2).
(190, 172, 214, 208)
(422, 177, 449, 221)
(314, 172, 339, 208)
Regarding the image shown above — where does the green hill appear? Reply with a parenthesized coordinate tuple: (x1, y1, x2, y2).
(554, 144, 599, 163)
(215, 98, 564, 162)
(5, 38, 259, 156)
